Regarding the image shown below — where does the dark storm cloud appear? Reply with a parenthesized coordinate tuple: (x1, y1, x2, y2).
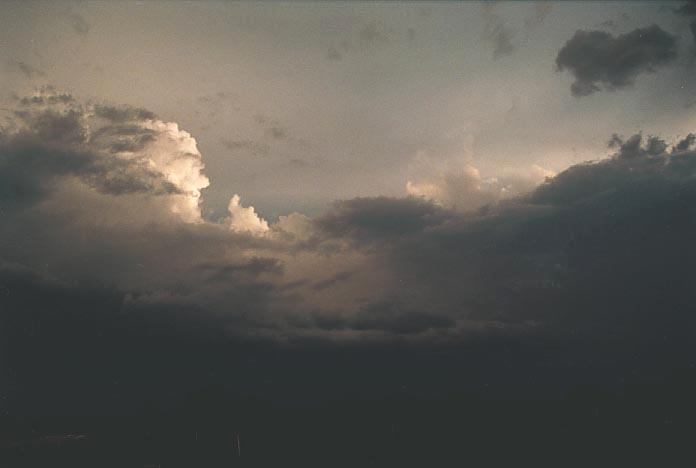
(556, 25, 679, 96)
(4, 88, 696, 438)
(315, 133, 696, 342)
(675, 2, 696, 48)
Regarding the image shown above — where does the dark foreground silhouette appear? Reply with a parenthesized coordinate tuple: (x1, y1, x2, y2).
(3, 371, 696, 468)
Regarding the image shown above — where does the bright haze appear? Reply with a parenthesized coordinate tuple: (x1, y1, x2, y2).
(1, 1, 696, 467)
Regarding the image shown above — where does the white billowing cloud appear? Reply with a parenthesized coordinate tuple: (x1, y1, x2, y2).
(228, 194, 270, 234)
(6, 87, 211, 224)
(139, 120, 210, 223)
(407, 163, 555, 211)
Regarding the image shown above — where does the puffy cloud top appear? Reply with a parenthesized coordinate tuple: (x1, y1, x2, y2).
(1, 88, 209, 222)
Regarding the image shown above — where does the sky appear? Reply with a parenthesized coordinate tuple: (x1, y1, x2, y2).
(2, 1, 696, 465)
(3, 1, 695, 219)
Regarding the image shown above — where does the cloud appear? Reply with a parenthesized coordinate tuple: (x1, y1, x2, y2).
(675, 2, 696, 49)
(93, 104, 156, 122)
(406, 162, 554, 211)
(4, 87, 696, 352)
(316, 132, 696, 345)
(1, 88, 209, 222)
(556, 25, 679, 96)
(324, 19, 391, 62)
(317, 196, 446, 243)
(529, 132, 696, 206)
(222, 138, 271, 157)
(254, 114, 292, 141)
(481, 3, 515, 59)
(67, 12, 90, 35)
(4, 87, 696, 427)
(312, 270, 353, 291)
(326, 47, 343, 61)
(359, 20, 390, 46)
(273, 212, 313, 240)
(524, 1, 553, 35)
(312, 301, 456, 335)
(674, 132, 696, 151)
(227, 194, 270, 234)
(12, 60, 46, 79)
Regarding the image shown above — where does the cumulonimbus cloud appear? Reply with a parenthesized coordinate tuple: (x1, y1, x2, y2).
(3, 87, 696, 350)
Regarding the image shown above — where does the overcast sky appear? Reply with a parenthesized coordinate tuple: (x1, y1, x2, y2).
(3, 3, 696, 456)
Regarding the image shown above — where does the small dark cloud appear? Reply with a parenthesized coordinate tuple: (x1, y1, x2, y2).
(19, 93, 74, 106)
(93, 104, 156, 122)
(607, 133, 668, 159)
(326, 47, 343, 61)
(289, 158, 309, 168)
(524, 1, 553, 35)
(254, 115, 289, 140)
(13, 60, 46, 79)
(556, 25, 679, 96)
(197, 91, 238, 109)
(266, 125, 288, 140)
(67, 12, 89, 35)
(221, 138, 270, 157)
(481, 4, 515, 59)
(359, 20, 389, 45)
(674, 133, 696, 151)
(325, 20, 390, 62)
